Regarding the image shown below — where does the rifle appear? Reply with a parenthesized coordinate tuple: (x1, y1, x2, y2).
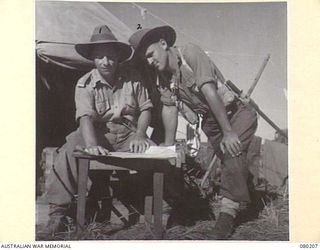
(200, 54, 287, 190)
(225, 80, 288, 139)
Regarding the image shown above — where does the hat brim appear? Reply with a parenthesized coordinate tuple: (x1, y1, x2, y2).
(75, 41, 133, 63)
(133, 26, 176, 60)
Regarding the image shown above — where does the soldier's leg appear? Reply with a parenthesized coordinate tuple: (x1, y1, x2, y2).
(44, 130, 86, 234)
(45, 129, 114, 232)
(46, 130, 85, 206)
(204, 104, 257, 239)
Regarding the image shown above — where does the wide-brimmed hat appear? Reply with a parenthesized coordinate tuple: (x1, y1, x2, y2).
(75, 25, 133, 62)
(128, 26, 176, 59)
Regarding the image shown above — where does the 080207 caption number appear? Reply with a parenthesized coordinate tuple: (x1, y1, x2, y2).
(300, 244, 318, 248)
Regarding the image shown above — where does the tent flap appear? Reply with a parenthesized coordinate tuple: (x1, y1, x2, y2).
(36, 1, 133, 70)
(262, 140, 288, 188)
(37, 42, 93, 70)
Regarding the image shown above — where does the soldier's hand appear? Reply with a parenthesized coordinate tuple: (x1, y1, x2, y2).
(220, 131, 242, 157)
(130, 133, 150, 153)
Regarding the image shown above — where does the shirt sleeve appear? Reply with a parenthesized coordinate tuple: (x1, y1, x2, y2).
(134, 81, 153, 112)
(74, 82, 96, 122)
(182, 43, 218, 90)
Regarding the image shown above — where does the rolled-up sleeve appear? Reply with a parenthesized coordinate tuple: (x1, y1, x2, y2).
(74, 85, 95, 122)
(183, 43, 217, 89)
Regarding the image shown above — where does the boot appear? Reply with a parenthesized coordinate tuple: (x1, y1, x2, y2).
(209, 212, 234, 240)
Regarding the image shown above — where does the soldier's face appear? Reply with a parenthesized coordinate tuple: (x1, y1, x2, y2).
(144, 40, 169, 72)
(92, 45, 119, 80)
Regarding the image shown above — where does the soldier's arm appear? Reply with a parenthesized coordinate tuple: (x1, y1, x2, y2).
(201, 83, 241, 157)
(162, 104, 178, 146)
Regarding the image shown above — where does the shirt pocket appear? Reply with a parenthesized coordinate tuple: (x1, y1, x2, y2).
(95, 100, 110, 115)
(94, 88, 111, 115)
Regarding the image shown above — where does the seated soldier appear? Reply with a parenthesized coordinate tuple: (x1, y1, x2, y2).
(45, 25, 155, 234)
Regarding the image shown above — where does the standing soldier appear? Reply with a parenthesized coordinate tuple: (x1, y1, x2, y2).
(129, 26, 258, 239)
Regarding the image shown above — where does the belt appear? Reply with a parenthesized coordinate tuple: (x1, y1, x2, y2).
(94, 118, 137, 133)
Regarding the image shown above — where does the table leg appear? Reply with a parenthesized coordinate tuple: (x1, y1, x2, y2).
(153, 172, 164, 239)
(76, 158, 89, 237)
(144, 196, 153, 224)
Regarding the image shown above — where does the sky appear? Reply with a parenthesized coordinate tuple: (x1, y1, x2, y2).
(101, 2, 287, 140)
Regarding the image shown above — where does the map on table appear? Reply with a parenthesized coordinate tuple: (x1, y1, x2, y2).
(106, 146, 177, 159)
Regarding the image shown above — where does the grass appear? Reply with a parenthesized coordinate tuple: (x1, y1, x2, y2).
(36, 185, 289, 241)
(231, 197, 289, 240)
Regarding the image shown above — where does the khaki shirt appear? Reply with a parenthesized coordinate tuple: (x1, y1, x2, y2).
(75, 68, 153, 131)
(159, 43, 235, 115)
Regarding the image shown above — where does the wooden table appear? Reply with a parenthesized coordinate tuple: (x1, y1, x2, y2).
(73, 149, 183, 239)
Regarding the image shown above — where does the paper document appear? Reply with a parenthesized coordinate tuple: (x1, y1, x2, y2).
(106, 145, 177, 159)
(144, 145, 176, 154)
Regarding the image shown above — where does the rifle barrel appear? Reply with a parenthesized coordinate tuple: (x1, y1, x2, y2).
(247, 54, 270, 97)
(226, 80, 288, 139)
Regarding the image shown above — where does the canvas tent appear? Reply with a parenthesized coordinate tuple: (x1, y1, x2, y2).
(36, 1, 133, 69)
(246, 136, 288, 192)
(261, 139, 288, 188)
